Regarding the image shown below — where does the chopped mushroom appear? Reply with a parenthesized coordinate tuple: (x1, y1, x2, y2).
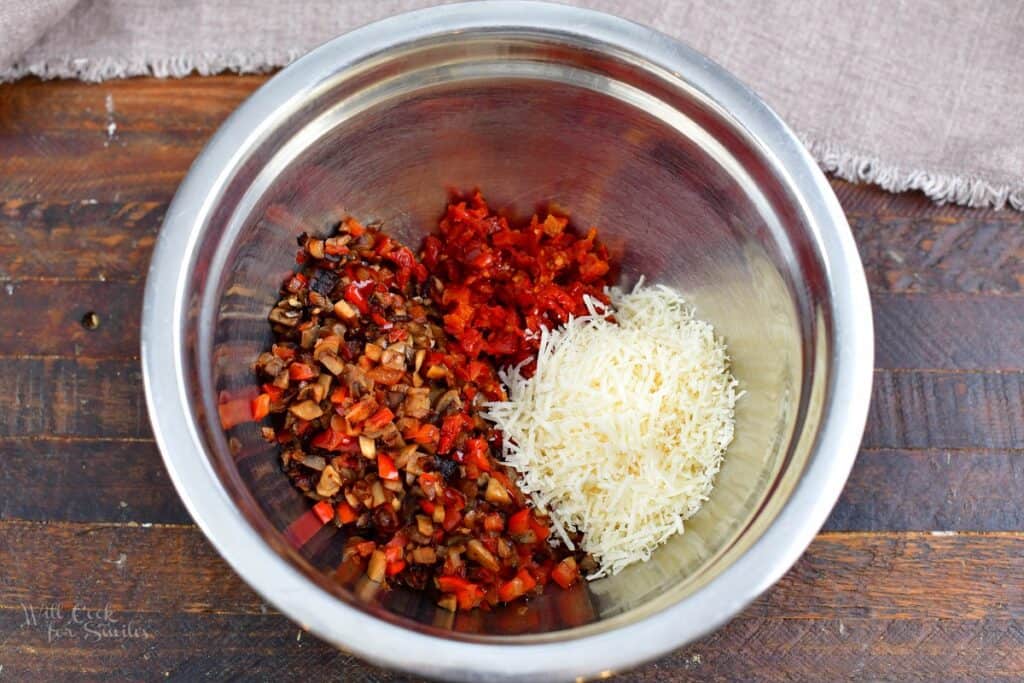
(254, 204, 590, 612)
(289, 400, 324, 421)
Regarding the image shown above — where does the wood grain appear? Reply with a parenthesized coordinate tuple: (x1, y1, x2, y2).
(2, 610, 1022, 682)
(0, 358, 147, 438)
(0, 200, 162, 281)
(5, 357, 1021, 449)
(0, 438, 188, 524)
(3, 437, 1020, 535)
(873, 293, 1024, 370)
(1, 71, 1022, 682)
(0, 280, 140, 357)
(864, 370, 1024, 450)
(1, 522, 1021, 621)
(824, 448, 1024, 532)
(5, 276, 1023, 371)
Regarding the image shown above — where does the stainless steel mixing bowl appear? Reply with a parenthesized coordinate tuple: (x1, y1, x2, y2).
(141, 2, 873, 679)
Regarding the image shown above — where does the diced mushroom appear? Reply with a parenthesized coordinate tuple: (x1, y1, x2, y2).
(345, 364, 374, 397)
(434, 389, 462, 416)
(289, 400, 323, 421)
(334, 299, 359, 323)
(414, 349, 426, 373)
(319, 351, 345, 376)
(403, 388, 431, 419)
(367, 550, 387, 583)
(316, 465, 342, 497)
(416, 515, 434, 536)
(268, 306, 300, 327)
(302, 454, 327, 471)
(380, 343, 407, 371)
(300, 325, 319, 349)
(466, 539, 500, 572)
(411, 547, 437, 564)
(364, 343, 383, 362)
(484, 477, 512, 505)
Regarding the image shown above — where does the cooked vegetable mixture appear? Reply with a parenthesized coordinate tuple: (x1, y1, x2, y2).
(247, 194, 613, 611)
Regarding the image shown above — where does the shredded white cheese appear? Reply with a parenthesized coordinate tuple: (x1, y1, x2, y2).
(484, 282, 739, 578)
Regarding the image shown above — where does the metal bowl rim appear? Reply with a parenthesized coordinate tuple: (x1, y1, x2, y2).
(141, 2, 874, 680)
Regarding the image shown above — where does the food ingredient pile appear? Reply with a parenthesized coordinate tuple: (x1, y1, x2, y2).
(230, 191, 737, 612)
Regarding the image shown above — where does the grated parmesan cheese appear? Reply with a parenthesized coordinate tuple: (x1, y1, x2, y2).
(484, 282, 739, 578)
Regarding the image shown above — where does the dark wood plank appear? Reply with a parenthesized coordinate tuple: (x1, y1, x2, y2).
(2, 609, 1021, 683)
(0, 76, 264, 135)
(3, 440, 1020, 533)
(824, 448, 1024, 532)
(848, 202, 1024, 295)
(873, 293, 1024, 370)
(5, 357, 1021, 449)
(7, 271, 1024, 370)
(0, 358, 149, 438)
(0, 281, 140, 357)
(645, 617, 1024, 682)
(864, 370, 1024, 450)
(1, 523, 1021, 622)
(0, 438, 188, 524)
(0, 131, 202, 203)
(0, 200, 162, 281)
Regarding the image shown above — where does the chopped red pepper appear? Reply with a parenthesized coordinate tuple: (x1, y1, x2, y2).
(498, 568, 538, 602)
(377, 453, 398, 481)
(251, 393, 271, 421)
(413, 423, 440, 445)
(343, 280, 375, 314)
(335, 502, 358, 525)
(551, 557, 580, 589)
(312, 500, 334, 525)
(508, 509, 531, 536)
(365, 407, 395, 432)
(288, 362, 316, 381)
(310, 429, 356, 452)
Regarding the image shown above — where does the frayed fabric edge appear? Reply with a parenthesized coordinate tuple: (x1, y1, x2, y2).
(3, 55, 1021, 212)
(803, 137, 1024, 212)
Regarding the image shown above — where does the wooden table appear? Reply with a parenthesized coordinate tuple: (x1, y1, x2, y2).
(1, 75, 1021, 682)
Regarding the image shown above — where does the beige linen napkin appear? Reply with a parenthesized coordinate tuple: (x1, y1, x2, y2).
(2, 0, 1022, 210)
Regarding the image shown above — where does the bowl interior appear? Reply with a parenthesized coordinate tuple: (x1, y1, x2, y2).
(191, 32, 828, 639)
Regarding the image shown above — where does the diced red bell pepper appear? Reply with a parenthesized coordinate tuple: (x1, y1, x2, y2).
(364, 407, 395, 431)
(335, 502, 358, 525)
(251, 393, 271, 421)
(377, 453, 398, 481)
(272, 344, 296, 361)
(413, 423, 440, 445)
(343, 280, 374, 314)
(312, 500, 334, 525)
(508, 509, 531, 536)
(465, 437, 492, 472)
(310, 429, 356, 452)
(498, 569, 537, 603)
(329, 386, 349, 404)
(288, 362, 316, 381)
(438, 413, 471, 454)
(443, 507, 462, 532)
(438, 575, 474, 593)
(386, 560, 406, 576)
(530, 516, 550, 542)
(483, 513, 505, 533)
(551, 558, 580, 589)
